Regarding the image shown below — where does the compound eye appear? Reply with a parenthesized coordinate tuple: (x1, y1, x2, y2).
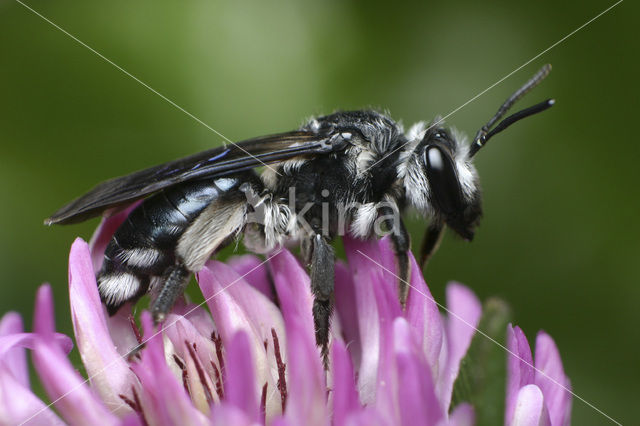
(424, 146, 464, 214)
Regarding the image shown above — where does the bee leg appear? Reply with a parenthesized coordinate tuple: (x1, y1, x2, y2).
(419, 220, 444, 270)
(150, 263, 191, 324)
(308, 234, 335, 368)
(103, 276, 149, 316)
(388, 217, 411, 308)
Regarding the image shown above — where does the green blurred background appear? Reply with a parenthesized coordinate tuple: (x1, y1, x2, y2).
(1, 0, 638, 424)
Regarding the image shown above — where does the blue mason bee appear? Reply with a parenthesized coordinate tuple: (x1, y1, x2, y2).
(47, 65, 553, 359)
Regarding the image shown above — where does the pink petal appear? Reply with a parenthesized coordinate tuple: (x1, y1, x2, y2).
(0, 333, 71, 364)
(437, 282, 481, 412)
(32, 339, 119, 425)
(165, 317, 219, 412)
(227, 254, 274, 301)
(170, 302, 217, 339)
(273, 417, 300, 426)
(0, 365, 66, 426)
(283, 323, 328, 426)
(344, 406, 390, 426)
(33, 284, 55, 337)
(209, 403, 256, 426)
(510, 384, 551, 426)
(89, 201, 141, 272)
(0, 312, 23, 335)
(25, 285, 74, 357)
(333, 261, 361, 367)
(131, 312, 207, 426)
(269, 249, 317, 339)
(371, 269, 401, 422)
(343, 236, 400, 404)
(105, 306, 142, 358)
(199, 261, 285, 346)
(68, 238, 136, 413)
(506, 325, 535, 424)
(393, 318, 442, 426)
(534, 332, 571, 426)
(0, 312, 28, 387)
(447, 403, 475, 426)
(270, 417, 295, 426)
(269, 249, 327, 425)
(120, 413, 145, 426)
(378, 236, 401, 281)
(351, 274, 382, 406)
(331, 339, 361, 425)
(405, 251, 443, 377)
(224, 331, 260, 423)
(345, 236, 401, 318)
(198, 261, 285, 417)
(162, 314, 217, 372)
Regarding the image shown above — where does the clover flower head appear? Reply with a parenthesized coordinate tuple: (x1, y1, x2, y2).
(0, 211, 571, 425)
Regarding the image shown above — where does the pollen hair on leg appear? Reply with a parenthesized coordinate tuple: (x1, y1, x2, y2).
(98, 272, 142, 307)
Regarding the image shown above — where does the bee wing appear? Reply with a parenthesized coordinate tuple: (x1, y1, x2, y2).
(46, 131, 344, 225)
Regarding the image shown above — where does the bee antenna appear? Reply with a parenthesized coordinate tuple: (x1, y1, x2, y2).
(469, 64, 554, 158)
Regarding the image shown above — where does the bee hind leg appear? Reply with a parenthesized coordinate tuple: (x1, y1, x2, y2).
(150, 263, 191, 324)
(103, 276, 148, 316)
(98, 261, 150, 316)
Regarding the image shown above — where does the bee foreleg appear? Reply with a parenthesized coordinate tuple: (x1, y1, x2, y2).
(389, 218, 411, 308)
(419, 220, 444, 270)
(381, 207, 411, 307)
(308, 234, 335, 368)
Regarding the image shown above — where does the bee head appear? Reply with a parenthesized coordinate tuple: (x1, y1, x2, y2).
(403, 65, 555, 243)
(403, 122, 482, 240)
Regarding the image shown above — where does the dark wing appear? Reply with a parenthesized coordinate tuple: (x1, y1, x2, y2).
(46, 130, 346, 225)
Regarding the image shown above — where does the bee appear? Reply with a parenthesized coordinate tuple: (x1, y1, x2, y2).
(46, 65, 553, 358)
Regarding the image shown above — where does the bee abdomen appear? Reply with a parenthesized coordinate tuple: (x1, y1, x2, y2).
(97, 176, 249, 311)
